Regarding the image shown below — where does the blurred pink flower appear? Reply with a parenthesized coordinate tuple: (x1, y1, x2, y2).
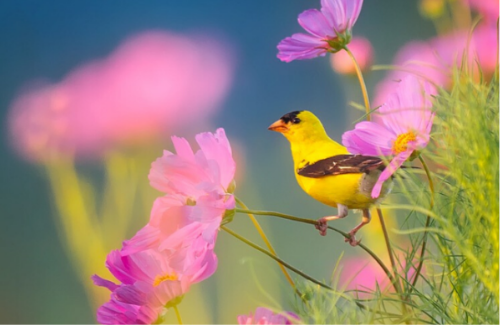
(330, 37, 373, 74)
(373, 25, 498, 106)
(339, 256, 422, 297)
(277, 0, 364, 62)
(339, 258, 388, 295)
(343, 76, 435, 198)
(93, 244, 214, 324)
(238, 307, 300, 325)
(8, 31, 234, 161)
(466, 0, 499, 23)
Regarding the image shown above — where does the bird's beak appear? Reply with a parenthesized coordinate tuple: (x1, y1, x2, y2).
(268, 119, 288, 133)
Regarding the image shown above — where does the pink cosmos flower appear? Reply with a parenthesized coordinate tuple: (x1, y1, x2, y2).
(124, 128, 236, 255)
(238, 307, 300, 325)
(8, 31, 233, 161)
(93, 242, 216, 324)
(342, 76, 435, 198)
(330, 36, 373, 74)
(277, 0, 364, 62)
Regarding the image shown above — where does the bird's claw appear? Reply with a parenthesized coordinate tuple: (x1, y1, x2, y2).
(345, 231, 361, 246)
(315, 218, 328, 236)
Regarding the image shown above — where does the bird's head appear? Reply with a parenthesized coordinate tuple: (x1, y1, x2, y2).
(268, 110, 328, 142)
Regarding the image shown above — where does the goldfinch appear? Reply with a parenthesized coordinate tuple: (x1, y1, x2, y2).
(268, 110, 392, 246)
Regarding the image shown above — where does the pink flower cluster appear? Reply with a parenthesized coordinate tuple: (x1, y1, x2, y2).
(93, 128, 236, 324)
(8, 31, 233, 161)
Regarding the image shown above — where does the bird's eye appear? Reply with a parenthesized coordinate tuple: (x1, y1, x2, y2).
(292, 117, 301, 124)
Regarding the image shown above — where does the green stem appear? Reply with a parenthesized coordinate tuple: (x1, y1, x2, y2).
(234, 197, 300, 298)
(411, 155, 435, 288)
(344, 45, 371, 120)
(376, 208, 407, 313)
(221, 225, 332, 290)
(234, 208, 397, 291)
(173, 305, 183, 325)
(222, 225, 405, 320)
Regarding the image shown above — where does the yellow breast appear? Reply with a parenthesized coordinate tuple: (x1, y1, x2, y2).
(296, 172, 385, 209)
(287, 128, 391, 210)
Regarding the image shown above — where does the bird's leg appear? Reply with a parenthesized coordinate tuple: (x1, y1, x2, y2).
(315, 204, 348, 236)
(345, 208, 371, 246)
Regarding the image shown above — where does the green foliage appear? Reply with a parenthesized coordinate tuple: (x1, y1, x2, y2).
(291, 72, 499, 324)
(420, 70, 499, 323)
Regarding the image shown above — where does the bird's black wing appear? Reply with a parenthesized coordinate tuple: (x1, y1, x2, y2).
(297, 154, 385, 178)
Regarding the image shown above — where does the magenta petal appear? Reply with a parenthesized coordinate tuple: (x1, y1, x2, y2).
(298, 9, 332, 38)
(321, 0, 346, 32)
(371, 150, 412, 198)
(277, 34, 327, 62)
(115, 285, 148, 305)
(342, 121, 395, 155)
(378, 75, 435, 137)
(92, 274, 119, 292)
(122, 225, 161, 256)
(106, 250, 150, 285)
(345, 0, 364, 29)
(321, 0, 363, 33)
(96, 299, 142, 324)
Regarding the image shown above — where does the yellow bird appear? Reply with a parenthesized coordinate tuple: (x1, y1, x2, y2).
(268, 110, 392, 246)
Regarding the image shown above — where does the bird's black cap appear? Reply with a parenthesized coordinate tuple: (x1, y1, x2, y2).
(280, 110, 302, 124)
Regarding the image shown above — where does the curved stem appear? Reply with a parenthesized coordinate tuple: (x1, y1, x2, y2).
(376, 208, 410, 319)
(221, 225, 331, 290)
(234, 198, 299, 296)
(411, 155, 435, 288)
(234, 208, 397, 291)
(173, 305, 183, 325)
(343, 45, 371, 120)
(222, 225, 406, 320)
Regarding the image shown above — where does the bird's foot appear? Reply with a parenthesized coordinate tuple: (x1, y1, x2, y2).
(344, 230, 361, 246)
(315, 217, 329, 236)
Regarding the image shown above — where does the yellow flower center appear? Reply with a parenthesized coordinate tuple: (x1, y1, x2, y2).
(153, 273, 178, 287)
(186, 197, 196, 206)
(393, 131, 417, 154)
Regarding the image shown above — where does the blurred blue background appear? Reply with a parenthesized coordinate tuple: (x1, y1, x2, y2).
(0, 1, 434, 323)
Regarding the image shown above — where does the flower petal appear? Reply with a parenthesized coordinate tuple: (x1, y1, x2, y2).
(342, 121, 395, 155)
(321, 0, 363, 33)
(371, 150, 412, 198)
(92, 274, 119, 292)
(321, 0, 346, 32)
(115, 285, 148, 305)
(345, 0, 364, 30)
(298, 9, 332, 38)
(277, 33, 327, 62)
(195, 128, 235, 190)
(378, 75, 435, 137)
